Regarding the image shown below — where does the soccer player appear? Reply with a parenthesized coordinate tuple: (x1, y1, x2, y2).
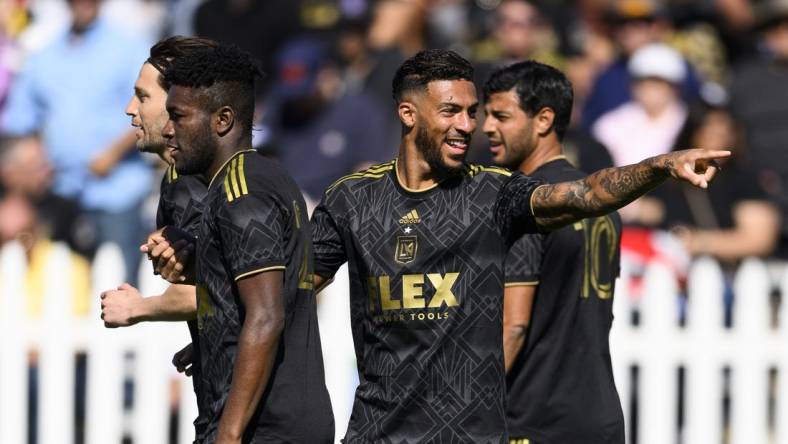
(99, 36, 218, 438)
(151, 49, 727, 442)
(307, 49, 726, 443)
(158, 44, 334, 443)
(484, 60, 624, 444)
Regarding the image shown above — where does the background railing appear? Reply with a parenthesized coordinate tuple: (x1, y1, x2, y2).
(1, 241, 785, 443)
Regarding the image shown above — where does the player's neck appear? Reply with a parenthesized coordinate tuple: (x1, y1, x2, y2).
(518, 139, 562, 175)
(205, 141, 253, 184)
(396, 144, 442, 191)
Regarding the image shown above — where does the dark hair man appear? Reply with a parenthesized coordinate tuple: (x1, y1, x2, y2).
(151, 49, 727, 442)
(99, 36, 218, 438)
(157, 44, 334, 443)
(484, 60, 624, 444)
(305, 49, 725, 442)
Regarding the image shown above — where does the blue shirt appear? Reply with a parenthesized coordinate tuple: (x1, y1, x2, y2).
(3, 19, 152, 212)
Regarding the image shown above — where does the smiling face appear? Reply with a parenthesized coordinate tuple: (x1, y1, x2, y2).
(125, 63, 172, 160)
(483, 89, 537, 169)
(162, 85, 216, 176)
(408, 79, 478, 175)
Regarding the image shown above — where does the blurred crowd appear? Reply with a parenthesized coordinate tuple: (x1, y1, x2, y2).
(0, 0, 786, 310)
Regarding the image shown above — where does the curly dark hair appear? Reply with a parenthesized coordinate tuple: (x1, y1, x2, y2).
(147, 36, 219, 90)
(483, 60, 573, 141)
(391, 49, 474, 103)
(164, 43, 264, 132)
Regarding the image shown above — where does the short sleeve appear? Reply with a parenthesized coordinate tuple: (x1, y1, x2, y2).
(504, 233, 544, 286)
(311, 198, 347, 279)
(495, 172, 544, 242)
(217, 192, 288, 281)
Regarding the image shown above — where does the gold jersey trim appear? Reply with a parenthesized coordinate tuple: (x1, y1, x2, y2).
(208, 149, 256, 189)
(223, 152, 252, 202)
(504, 281, 539, 287)
(166, 165, 179, 183)
(326, 160, 395, 194)
(234, 265, 286, 281)
(465, 163, 513, 177)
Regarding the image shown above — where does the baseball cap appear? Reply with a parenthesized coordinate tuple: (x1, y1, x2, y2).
(628, 43, 686, 84)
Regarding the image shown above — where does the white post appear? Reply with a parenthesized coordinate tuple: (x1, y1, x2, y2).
(638, 262, 678, 444)
(86, 243, 127, 444)
(684, 257, 724, 444)
(38, 243, 76, 444)
(178, 370, 200, 444)
(317, 264, 358, 443)
(777, 262, 788, 444)
(610, 258, 635, 443)
(730, 258, 770, 444)
(134, 265, 181, 444)
(0, 242, 29, 444)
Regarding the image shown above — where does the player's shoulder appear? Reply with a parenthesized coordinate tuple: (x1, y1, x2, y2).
(217, 149, 299, 203)
(463, 163, 513, 182)
(162, 164, 208, 193)
(324, 159, 396, 196)
(533, 157, 585, 183)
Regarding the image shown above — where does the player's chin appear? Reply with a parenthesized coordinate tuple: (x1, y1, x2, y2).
(440, 154, 466, 174)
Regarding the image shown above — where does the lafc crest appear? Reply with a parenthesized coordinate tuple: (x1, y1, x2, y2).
(395, 235, 418, 264)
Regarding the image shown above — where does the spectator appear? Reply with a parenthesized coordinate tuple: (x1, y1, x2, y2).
(592, 43, 692, 294)
(655, 104, 781, 263)
(0, 135, 92, 256)
(263, 37, 393, 204)
(2, 0, 152, 283)
(363, 0, 427, 106)
(592, 43, 688, 169)
(192, 0, 302, 93)
(581, 0, 701, 129)
(730, 0, 788, 260)
(0, 193, 90, 318)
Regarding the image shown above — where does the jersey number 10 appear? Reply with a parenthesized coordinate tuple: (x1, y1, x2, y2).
(573, 216, 618, 300)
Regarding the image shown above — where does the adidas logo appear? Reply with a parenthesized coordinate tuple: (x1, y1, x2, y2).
(399, 209, 421, 224)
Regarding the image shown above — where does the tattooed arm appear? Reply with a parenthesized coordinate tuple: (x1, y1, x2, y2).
(531, 149, 730, 230)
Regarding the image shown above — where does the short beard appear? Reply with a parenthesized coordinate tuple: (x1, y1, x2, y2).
(415, 124, 463, 178)
(137, 136, 166, 155)
(174, 126, 215, 176)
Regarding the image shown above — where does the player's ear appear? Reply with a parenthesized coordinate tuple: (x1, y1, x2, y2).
(535, 106, 555, 137)
(398, 100, 417, 129)
(214, 106, 235, 136)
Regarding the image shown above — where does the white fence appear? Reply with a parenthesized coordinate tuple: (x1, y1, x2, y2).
(1, 240, 786, 443)
(611, 257, 788, 444)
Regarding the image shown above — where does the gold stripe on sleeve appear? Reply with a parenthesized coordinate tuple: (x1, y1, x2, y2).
(229, 158, 241, 198)
(238, 153, 249, 196)
(224, 173, 235, 202)
(234, 265, 287, 281)
(504, 281, 539, 287)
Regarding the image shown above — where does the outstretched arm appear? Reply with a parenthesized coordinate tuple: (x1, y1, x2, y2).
(531, 149, 730, 230)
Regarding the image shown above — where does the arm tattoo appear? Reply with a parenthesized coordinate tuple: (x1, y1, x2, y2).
(532, 155, 669, 229)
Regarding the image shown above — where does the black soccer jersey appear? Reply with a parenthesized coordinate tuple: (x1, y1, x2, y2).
(311, 160, 542, 443)
(155, 164, 209, 435)
(156, 164, 207, 236)
(504, 158, 624, 444)
(195, 150, 334, 443)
